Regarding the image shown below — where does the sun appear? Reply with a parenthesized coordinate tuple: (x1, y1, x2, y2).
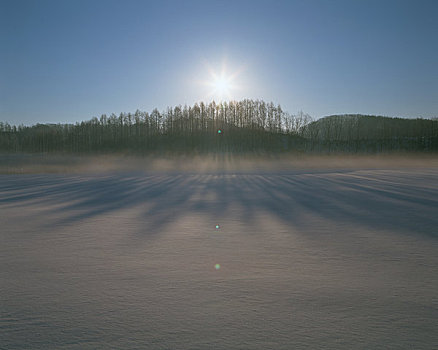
(207, 69, 235, 101)
(212, 74, 231, 98)
(199, 59, 244, 102)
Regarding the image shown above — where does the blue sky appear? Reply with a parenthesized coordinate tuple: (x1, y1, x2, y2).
(1, 0, 437, 125)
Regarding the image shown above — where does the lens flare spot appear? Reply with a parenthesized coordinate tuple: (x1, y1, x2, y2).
(215, 224, 220, 229)
(215, 264, 221, 270)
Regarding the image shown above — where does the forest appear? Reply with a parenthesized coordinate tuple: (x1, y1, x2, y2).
(0, 99, 437, 154)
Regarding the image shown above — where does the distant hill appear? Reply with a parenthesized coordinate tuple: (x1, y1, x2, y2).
(305, 114, 438, 140)
(302, 114, 438, 152)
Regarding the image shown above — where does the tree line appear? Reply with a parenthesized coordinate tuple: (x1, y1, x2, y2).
(0, 99, 436, 153)
(0, 100, 311, 153)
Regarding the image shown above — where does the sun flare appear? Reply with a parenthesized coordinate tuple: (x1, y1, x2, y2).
(199, 59, 244, 102)
(212, 74, 231, 97)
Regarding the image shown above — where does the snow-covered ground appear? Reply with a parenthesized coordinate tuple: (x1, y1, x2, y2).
(1, 166, 437, 349)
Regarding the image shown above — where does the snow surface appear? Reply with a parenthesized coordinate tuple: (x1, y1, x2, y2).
(1, 167, 437, 349)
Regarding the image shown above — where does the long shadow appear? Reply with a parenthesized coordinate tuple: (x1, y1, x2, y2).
(1, 169, 437, 238)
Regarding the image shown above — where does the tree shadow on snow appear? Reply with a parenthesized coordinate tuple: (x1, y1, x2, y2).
(1, 169, 437, 238)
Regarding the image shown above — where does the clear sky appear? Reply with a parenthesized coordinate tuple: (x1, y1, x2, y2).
(1, 0, 437, 125)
